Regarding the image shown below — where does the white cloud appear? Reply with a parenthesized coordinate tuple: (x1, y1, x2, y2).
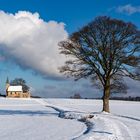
(117, 4, 140, 15)
(0, 11, 68, 78)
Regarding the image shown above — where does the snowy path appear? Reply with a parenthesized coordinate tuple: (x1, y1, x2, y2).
(83, 113, 139, 140)
(45, 98, 140, 140)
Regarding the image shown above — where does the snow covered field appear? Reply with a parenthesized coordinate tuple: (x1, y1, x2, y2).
(0, 98, 140, 140)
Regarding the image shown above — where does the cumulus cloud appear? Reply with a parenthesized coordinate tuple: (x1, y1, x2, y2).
(116, 4, 140, 15)
(0, 11, 68, 78)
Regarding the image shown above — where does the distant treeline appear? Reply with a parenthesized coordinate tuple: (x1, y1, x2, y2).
(70, 94, 140, 101)
(1, 93, 140, 101)
(109, 96, 140, 101)
(0, 94, 6, 97)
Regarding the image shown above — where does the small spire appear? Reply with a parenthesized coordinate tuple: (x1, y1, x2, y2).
(6, 77, 9, 84)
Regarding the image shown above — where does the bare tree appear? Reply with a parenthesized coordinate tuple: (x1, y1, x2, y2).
(59, 16, 140, 112)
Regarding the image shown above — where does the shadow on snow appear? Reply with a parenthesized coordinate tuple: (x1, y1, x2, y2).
(0, 109, 58, 116)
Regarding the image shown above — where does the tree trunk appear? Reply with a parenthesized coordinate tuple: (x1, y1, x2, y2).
(102, 79, 110, 113)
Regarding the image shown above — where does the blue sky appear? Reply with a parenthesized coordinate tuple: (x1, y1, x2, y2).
(0, 0, 140, 98)
(0, 0, 140, 32)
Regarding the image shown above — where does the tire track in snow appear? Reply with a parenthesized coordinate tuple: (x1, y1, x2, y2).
(99, 114, 134, 140)
(104, 114, 140, 140)
(116, 115, 140, 122)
